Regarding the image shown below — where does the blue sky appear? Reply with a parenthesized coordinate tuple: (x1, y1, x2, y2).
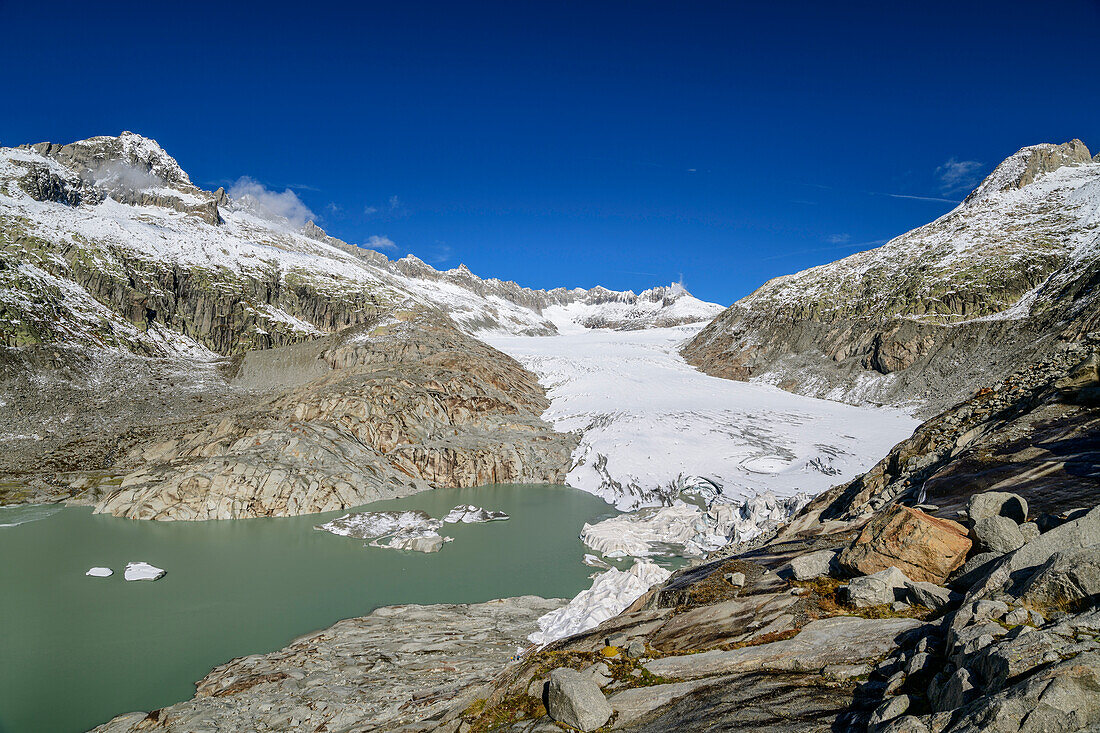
(3, 1, 1098, 305)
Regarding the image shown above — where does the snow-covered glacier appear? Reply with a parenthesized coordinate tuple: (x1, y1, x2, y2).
(486, 323, 918, 555)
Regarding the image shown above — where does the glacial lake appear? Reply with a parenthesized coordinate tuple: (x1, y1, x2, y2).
(0, 484, 621, 733)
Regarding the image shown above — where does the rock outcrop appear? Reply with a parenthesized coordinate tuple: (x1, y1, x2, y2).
(90, 596, 564, 733)
(683, 140, 1100, 415)
(72, 307, 573, 519)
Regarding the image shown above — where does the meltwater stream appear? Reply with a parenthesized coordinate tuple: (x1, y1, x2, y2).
(0, 484, 619, 733)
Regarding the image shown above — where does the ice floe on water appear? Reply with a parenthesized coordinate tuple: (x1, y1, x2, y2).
(442, 505, 509, 523)
(315, 506, 508, 553)
(86, 567, 113, 578)
(124, 562, 165, 581)
(528, 560, 671, 646)
(369, 528, 453, 553)
(316, 510, 443, 539)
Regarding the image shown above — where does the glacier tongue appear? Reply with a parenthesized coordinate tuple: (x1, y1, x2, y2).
(485, 325, 918, 555)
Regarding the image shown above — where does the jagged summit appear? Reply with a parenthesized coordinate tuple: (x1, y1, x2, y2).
(965, 138, 1094, 204)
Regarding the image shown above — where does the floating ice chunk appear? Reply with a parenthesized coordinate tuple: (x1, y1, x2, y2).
(124, 562, 165, 581)
(316, 510, 442, 539)
(442, 505, 509, 523)
(86, 567, 113, 577)
(528, 560, 671, 646)
(583, 553, 611, 569)
(368, 528, 453, 553)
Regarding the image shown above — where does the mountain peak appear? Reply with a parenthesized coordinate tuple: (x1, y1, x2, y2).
(965, 139, 1093, 204)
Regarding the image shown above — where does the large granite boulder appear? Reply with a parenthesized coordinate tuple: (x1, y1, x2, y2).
(839, 505, 972, 584)
(546, 667, 613, 732)
(968, 491, 1029, 525)
(972, 516, 1025, 555)
(1019, 545, 1100, 613)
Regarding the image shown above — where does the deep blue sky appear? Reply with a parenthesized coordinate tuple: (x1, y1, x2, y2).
(4, 1, 1099, 305)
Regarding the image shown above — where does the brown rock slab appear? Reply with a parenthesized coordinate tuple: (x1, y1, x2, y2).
(838, 505, 971, 584)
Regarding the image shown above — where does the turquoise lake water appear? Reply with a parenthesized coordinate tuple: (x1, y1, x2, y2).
(0, 484, 620, 733)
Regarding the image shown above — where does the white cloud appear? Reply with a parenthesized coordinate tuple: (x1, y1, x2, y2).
(826, 233, 850, 244)
(363, 205, 379, 215)
(93, 161, 165, 190)
(365, 235, 396, 251)
(228, 176, 315, 227)
(936, 158, 983, 195)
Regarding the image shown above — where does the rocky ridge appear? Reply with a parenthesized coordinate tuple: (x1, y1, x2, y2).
(683, 140, 1100, 415)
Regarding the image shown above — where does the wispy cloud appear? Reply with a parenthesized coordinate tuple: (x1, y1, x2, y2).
(365, 235, 396, 251)
(760, 239, 887, 261)
(936, 157, 983, 195)
(826, 233, 851, 244)
(363, 205, 378, 215)
(875, 191, 962, 204)
(229, 177, 315, 227)
(364, 195, 405, 218)
(325, 202, 342, 215)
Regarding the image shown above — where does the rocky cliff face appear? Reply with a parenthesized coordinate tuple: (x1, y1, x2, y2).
(2, 304, 575, 519)
(683, 140, 1100, 415)
(0, 134, 601, 517)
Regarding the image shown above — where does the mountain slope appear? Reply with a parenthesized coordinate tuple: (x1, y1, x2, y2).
(1, 132, 721, 359)
(683, 140, 1100, 415)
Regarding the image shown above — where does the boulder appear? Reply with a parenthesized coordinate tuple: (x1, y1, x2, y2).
(968, 491, 1028, 525)
(1019, 522, 1041, 543)
(968, 506, 1100, 601)
(972, 516, 1025, 555)
(930, 666, 974, 712)
(971, 630, 1064, 691)
(848, 567, 911, 607)
(626, 640, 646, 658)
(877, 716, 931, 733)
(869, 695, 911, 727)
(944, 652, 1100, 732)
(905, 579, 958, 611)
(789, 549, 837, 580)
(839, 505, 971, 584)
(546, 668, 612, 732)
(1019, 545, 1100, 613)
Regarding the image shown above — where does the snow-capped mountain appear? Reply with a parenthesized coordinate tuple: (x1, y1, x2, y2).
(684, 139, 1100, 414)
(0, 132, 721, 359)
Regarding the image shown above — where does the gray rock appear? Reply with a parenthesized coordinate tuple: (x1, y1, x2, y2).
(906, 579, 958, 611)
(968, 491, 1028, 525)
(644, 616, 920, 679)
(1004, 607, 1030, 626)
(725, 571, 746, 587)
(973, 599, 1009, 621)
(892, 601, 912, 612)
(789, 549, 837, 580)
(581, 662, 612, 688)
(973, 516, 1025, 555)
(1019, 522, 1041, 543)
(849, 567, 911, 607)
(877, 715, 931, 733)
(1019, 544, 1100, 613)
(943, 651, 1100, 732)
(870, 695, 912, 727)
(547, 667, 613, 732)
(971, 630, 1064, 691)
(969, 506, 1100, 601)
(626, 640, 646, 658)
(906, 652, 932, 676)
(606, 632, 628, 648)
(930, 666, 974, 712)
